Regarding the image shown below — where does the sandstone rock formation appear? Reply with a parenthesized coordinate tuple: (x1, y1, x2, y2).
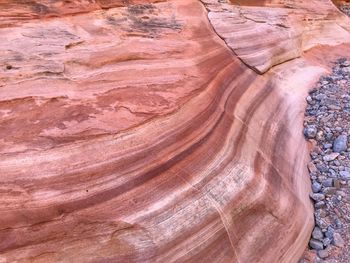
(204, 0, 350, 73)
(0, 0, 349, 262)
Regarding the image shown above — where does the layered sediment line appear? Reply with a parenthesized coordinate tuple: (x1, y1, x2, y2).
(0, 0, 167, 28)
(203, 0, 350, 74)
(0, 0, 349, 262)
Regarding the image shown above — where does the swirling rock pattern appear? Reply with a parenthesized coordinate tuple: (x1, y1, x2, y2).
(0, 0, 349, 262)
(203, 0, 350, 73)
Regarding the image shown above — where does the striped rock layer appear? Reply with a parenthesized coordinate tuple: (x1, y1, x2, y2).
(0, 0, 349, 262)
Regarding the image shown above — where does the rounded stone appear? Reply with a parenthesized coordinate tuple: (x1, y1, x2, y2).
(312, 227, 324, 240)
(304, 125, 317, 139)
(322, 178, 333, 187)
(310, 193, 325, 202)
(317, 249, 329, 259)
(333, 135, 348, 153)
(309, 239, 324, 250)
(312, 182, 322, 193)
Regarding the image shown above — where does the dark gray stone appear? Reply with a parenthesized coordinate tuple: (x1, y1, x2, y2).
(316, 164, 328, 172)
(325, 132, 333, 140)
(312, 182, 322, 193)
(304, 125, 317, 139)
(325, 227, 334, 239)
(309, 239, 324, 250)
(310, 193, 325, 202)
(335, 218, 342, 228)
(322, 178, 333, 187)
(333, 135, 347, 152)
(323, 143, 333, 149)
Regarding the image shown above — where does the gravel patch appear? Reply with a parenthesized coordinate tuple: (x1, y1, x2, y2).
(301, 58, 350, 262)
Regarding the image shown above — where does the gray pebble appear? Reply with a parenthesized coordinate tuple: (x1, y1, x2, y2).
(310, 193, 325, 202)
(335, 218, 342, 228)
(325, 227, 334, 239)
(317, 250, 329, 259)
(322, 178, 333, 187)
(312, 227, 324, 240)
(323, 143, 332, 149)
(323, 153, 339, 162)
(304, 125, 317, 139)
(309, 239, 324, 250)
(317, 164, 329, 172)
(312, 182, 322, 193)
(333, 134, 348, 152)
(315, 201, 326, 208)
(325, 132, 333, 140)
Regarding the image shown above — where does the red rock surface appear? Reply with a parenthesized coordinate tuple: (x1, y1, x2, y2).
(204, 0, 350, 73)
(0, 0, 349, 262)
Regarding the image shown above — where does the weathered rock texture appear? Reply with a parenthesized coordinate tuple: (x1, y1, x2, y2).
(204, 0, 350, 73)
(0, 0, 349, 262)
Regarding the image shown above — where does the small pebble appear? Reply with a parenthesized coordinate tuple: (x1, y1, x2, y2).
(312, 182, 322, 193)
(317, 249, 329, 259)
(312, 227, 324, 240)
(322, 178, 333, 187)
(310, 193, 325, 202)
(304, 125, 317, 139)
(333, 134, 348, 152)
(325, 227, 334, 239)
(323, 153, 339, 161)
(309, 239, 324, 250)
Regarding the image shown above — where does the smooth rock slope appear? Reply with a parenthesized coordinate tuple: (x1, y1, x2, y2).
(0, 0, 349, 262)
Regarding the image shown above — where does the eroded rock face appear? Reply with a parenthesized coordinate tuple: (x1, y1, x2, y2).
(203, 0, 350, 73)
(0, 0, 349, 262)
(0, 0, 166, 28)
